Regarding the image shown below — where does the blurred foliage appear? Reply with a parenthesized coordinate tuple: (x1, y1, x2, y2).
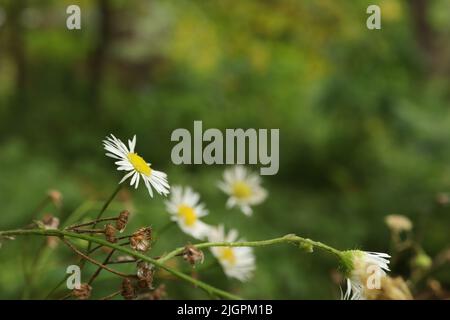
(0, 0, 449, 299)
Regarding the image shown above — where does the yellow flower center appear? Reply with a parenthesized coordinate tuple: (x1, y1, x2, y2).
(177, 205, 197, 226)
(127, 153, 152, 176)
(219, 247, 236, 266)
(232, 181, 252, 199)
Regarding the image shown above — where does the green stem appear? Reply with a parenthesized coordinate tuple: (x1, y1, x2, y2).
(1, 229, 240, 300)
(82, 184, 122, 268)
(158, 234, 343, 264)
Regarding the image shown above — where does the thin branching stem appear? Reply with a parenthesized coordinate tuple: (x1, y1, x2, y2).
(66, 217, 118, 230)
(158, 234, 343, 264)
(82, 184, 122, 268)
(1, 229, 241, 300)
(61, 238, 131, 279)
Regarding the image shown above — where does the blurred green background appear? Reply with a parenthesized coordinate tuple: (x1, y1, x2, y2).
(0, 0, 449, 299)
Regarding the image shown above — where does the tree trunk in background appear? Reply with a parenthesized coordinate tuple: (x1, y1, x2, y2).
(88, 0, 113, 114)
(409, 0, 435, 70)
(8, 0, 27, 105)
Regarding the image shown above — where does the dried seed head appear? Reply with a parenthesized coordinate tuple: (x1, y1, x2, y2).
(116, 210, 130, 233)
(130, 227, 152, 252)
(182, 244, 204, 266)
(72, 283, 92, 300)
(104, 223, 117, 243)
(136, 261, 154, 289)
(47, 189, 63, 208)
(385, 214, 412, 233)
(121, 278, 136, 300)
(42, 214, 60, 230)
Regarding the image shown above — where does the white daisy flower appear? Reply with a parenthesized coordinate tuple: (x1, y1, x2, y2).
(165, 186, 211, 240)
(208, 225, 255, 282)
(341, 250, 391, 300)
(218, 166, 267, 216)
(103, 134, 170, 197)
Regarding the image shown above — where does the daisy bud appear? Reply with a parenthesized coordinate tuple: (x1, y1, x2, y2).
(72, 283, 92, 300)
(121, 278, 136, 300)
(104, 224, 117, 243)
(130, 227, 152, 252)
(341, 250, 391, 300)
(182, 244, 204, 266)
(384, 214, 412, 233)
(47, 189, 63, 208)
(116, 210, 130, 233)
(136, 261, 154, 289)
(412, 251, 432, 270)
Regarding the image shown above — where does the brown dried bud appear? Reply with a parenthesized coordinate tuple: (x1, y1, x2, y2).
(116, 210, 130, 233)
(130, 227, 152, 252)
(121, 278, 136, 300)
(41, 214, 60, 249)
(104, 223, 117, 243)
(47, 189, 63, 208)
(136, 261, 154, 289)
(385, 214, 412, 233)
(42, 214, 60, 230)
(182, 244, 204, 266)
(72, 283, 92, 300)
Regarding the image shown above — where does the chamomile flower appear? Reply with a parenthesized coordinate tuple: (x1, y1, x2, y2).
(103, 134, 170, 197)
(341, 250, 391, 300)
(218, 166, 267, 216)
(208, 225, 255, 282)
(165, 186, 211, 240)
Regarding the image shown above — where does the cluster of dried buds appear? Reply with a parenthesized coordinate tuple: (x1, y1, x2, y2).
(54, 209, 174, 300)
(64, 210, 131, 243)
(120, 261, 158, 300)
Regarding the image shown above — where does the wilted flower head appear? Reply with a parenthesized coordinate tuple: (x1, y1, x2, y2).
(41, 214, 60, 230)
(41, 214, 60, 248)
(72, 283, 92, 300)
(136, 261, 154, 289)
(182, 244, 205, 266)
(208, 225, 255, 282)
(47, 189, 63, 208)
(104, 223, 117, 243)
(385, 214, 412, 233)
(341, 250, 391, 300)
(103, 134, 170, 197)
(121, 278, 136, 300)
(165, 186, 211, 240)
(218, 166, 267, 216)
(130, 227, 152, 252)
(116, 210, 130, 233)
